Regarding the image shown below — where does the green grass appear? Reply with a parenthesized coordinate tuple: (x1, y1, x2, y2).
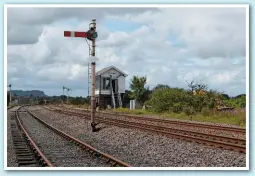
(112, 107, 156, 116)
(113, 108, 246, 127)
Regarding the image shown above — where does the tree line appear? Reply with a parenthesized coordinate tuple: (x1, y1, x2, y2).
(7, 75, 245, 114)
(127, 76, 246, 114)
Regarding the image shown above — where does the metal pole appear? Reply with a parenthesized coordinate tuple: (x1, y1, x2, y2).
(88, 62, 90, 99)
(9, 86, 12, 106)
(63, 87, 65, 104)
(91, 19, 96, 132)
(67, 89, 69, 104)
(87, 39, 91, 102)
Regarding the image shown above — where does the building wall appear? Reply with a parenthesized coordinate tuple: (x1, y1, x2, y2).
(101, 68, 120, 79)
(95, 76, 100, 89)
(95, 68, 126, 94)
(118, 75, 125, 93)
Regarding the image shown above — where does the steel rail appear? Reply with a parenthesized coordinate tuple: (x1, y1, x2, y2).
(100, 117, 246, 146)
(99, 118, 246, 153)
(26, 109, 131, 167)
(15, 106, 53, 167)
(57, 106, 245, 134)
(49, 108, 246, 153)
(51, 108, 245, 144)
(95, 111, 246, 134)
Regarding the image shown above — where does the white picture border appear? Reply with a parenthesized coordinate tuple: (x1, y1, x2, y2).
(4, 3, 250, 171)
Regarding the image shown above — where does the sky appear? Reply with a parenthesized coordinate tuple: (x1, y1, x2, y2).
(7, 6, 247, 97)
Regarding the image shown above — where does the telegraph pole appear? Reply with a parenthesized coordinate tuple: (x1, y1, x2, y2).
(90, 19, 96, 132)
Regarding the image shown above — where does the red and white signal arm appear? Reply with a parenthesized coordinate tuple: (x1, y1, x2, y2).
(64, 31, 88, 38)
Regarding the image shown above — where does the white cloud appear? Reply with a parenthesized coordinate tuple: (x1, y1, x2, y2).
(112, 7, 246, 58)
(210, 70, 241, 85)
(7, 7, 247, 97)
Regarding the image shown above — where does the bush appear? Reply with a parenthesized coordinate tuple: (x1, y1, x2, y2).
(172, 102, 184, 113)
(223, 95, 246, 108)
(146, 88, 188, 113)
(143, 82, 230, 114)
(39, 100, 45, 105)
(183, 106, 195, 116)
(201, 107, 210, 116)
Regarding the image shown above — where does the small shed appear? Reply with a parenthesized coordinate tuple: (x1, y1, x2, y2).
(95, 66, 128, 109)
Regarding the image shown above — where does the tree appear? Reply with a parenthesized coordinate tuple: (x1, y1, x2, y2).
(221, 93, 230, 100)
(38, 98, 45, 105)
(70, 96, 85, 105)
(237, 95, 246, 108)
(152, 84, 170, 91)
(187, 80, 197, 92)
(235, 94, 246, 99)
(187, 80, 208, 94)
(224, 94, 246, 108)
(196, 83, 208, 92)
(129, 76, 148, 104)
(122, 90, 132, 107)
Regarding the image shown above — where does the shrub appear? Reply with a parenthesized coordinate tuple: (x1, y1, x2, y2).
(201, 107, 210, 116)
(146, 87, 188, 113)
(39, 100, 45, 105)
(172, 102, 184, 113)
(183, 106, 195, 116)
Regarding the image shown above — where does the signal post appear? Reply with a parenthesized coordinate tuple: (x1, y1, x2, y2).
(64, 19, 98, 132)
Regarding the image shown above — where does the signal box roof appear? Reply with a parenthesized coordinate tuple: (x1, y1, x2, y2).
(96, 66, 128, 77)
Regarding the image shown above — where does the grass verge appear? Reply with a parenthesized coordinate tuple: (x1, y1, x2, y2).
(113, 108, 246, 127)
(60, 105, 246, 127)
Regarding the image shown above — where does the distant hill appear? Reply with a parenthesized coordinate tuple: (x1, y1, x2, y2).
(9, 90, 47, 97)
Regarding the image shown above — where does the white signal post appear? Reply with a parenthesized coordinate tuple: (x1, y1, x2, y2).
(64, 19, 98, 132)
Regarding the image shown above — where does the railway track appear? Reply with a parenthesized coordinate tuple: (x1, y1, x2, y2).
(108, 113, 246, 134)
(14, 106, 131, 167)
(50, 105, 246, 134)
(12, 106, 52, 167)
(72, 108, 246, 134)
(47, 107, 246, 154)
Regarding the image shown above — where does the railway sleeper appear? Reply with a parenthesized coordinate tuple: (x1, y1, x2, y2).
(11, 110, 53, 167)
(11, 123, 40, 167)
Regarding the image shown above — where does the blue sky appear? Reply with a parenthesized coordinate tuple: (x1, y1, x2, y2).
(103, 18, 142, 32)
